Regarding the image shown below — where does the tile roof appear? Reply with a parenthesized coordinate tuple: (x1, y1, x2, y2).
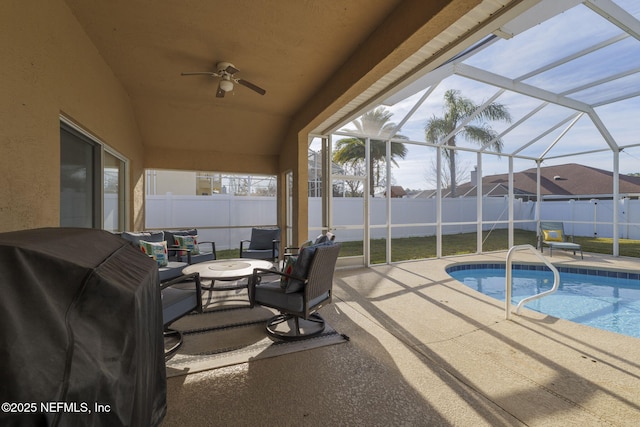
(419, 164, 640, 199)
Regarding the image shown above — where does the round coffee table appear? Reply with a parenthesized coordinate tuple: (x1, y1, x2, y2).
(182, 258, 274, 292)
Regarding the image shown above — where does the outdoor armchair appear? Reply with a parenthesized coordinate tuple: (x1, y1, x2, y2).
(161, 272, 203, 359)
(164, 228, 217, 264)
(248, 242, 341, 340)
(240, 227, 280, 262)
(119, 231, 191, 282)
(539, 221, 583, 259)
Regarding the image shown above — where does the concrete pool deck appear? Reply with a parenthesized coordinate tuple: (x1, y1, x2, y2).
(164, 250, 640, 426)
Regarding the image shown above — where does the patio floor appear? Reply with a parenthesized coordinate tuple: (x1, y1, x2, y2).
(163, 251, 640, 426)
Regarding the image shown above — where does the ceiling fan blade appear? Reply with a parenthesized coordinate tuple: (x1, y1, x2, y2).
(224, 65, 240, 74)
(236, 79, 266, 95)
(216, 84, 225, 98)
(181, 71, 220, 77)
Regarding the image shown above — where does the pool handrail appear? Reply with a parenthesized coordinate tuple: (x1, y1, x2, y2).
(505, 244, 560, 320)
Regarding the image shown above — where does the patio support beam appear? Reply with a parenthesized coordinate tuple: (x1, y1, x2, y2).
(386, 138, 391, 264)
(587, 109, 619, 151)
(454, 63, 592, 112)
(365, 137, 371, 266)
(322, 136, 332, 237)
(390, 83, 439, 133)
(512, 112, 582, 156)
(508, 156, 514, 249)
(538, 113, 584, 159)
(613, 149, 620, 256)
(436, 147, 442, 258)
(584, 0, 640, 41)
(477, 154, 483, 254)
(535, 160, 542, 243)
(483, 102, 549, 152)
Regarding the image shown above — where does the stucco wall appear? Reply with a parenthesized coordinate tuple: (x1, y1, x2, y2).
(0, 0, 146, 232)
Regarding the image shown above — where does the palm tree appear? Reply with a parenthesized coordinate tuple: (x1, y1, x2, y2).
(425, 89, 511, 197)
(333, 107, 408, 196)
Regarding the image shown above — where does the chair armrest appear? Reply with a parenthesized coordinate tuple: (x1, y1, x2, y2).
(197, 241, 217, 259)
(160, 272, 203, 313)
(239, 239, 251, 257)
(167, 246, 192, 264)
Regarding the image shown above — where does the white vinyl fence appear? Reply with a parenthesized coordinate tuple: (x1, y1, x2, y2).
(146, 194, 640, 250)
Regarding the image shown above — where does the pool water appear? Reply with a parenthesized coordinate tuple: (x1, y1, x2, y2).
(448, 265, 640, 338)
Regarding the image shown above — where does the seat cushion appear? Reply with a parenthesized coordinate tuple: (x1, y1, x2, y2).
(546, 241, 581, 250)
(189, 252, 216, 264)
(162, 287, 198, 325)
(159, 261, 188, 282)
(255, 281, 330, 314)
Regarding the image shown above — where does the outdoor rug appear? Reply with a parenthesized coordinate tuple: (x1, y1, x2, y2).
(165, 290, 348, 378)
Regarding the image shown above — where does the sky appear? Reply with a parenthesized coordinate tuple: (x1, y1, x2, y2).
(326, 0, 640, 191)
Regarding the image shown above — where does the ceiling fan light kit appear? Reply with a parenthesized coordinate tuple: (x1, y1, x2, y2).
(181, 61, 266, 98)
(219, 78, 234, 92)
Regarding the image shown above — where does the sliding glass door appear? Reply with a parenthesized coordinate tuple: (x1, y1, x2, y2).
(60, 120, 127, 230)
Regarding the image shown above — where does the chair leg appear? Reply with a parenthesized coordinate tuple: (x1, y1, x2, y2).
(265, 313, 326, 341)
(164, 328, 183, 360)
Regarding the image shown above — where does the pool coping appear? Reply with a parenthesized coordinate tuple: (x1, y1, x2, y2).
(446, 261, 640, 281)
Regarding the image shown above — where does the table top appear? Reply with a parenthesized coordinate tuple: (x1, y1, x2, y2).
(182, 258, 274, 280)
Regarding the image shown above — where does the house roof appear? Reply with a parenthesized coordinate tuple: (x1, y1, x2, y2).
(418, 163, 640, 198)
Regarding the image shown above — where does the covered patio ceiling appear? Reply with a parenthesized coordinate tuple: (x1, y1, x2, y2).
(62, 0, 405, 159)
(330, 0, 640, 170)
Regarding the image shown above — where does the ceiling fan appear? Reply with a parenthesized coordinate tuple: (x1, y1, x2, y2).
(181, 62, 266, 98)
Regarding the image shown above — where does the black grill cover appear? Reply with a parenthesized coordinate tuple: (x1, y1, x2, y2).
(0, 228, 166, 426)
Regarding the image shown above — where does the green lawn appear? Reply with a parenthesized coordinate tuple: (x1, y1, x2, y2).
(216, 229, 640, 264)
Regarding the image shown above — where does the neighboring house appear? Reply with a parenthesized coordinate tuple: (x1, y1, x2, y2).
(385, 186, 407, 198)
(414, 164, 640, 201)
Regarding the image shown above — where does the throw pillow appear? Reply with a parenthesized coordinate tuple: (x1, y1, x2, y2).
(280, 256, 298, 288)
(174, 234, 200, 255)
(285, 241, 335, 293)
(139, 240, 168, 266)
(543, 230, 563, 242)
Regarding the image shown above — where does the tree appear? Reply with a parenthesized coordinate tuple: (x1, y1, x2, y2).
(333, 107, 408, 196)
(425, 156, 471, 190)
(424, 89, 511, 196)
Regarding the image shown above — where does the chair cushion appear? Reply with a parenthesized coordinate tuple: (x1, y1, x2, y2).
(313, 234, 329, 245)
(158, 261, 188, 282)
(139, 240, 168, 267)
(543, 229, 563, 242)
(162, 286, 198, 325)
(255, 281, 305, 312)
(280, 256, 297, 288)
(255, 281, 330, 314)
(242, 249, 279, 260)
(286, 241, 335, 294)
(249, 228, 280, 250)
(121, 231, 164, 246)
(175, 234, 200, 255)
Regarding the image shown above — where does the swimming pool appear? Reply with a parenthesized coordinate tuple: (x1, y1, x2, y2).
(447, 264, 640, 339)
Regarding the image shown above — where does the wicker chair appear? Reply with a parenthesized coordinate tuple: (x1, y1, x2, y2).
(248, 243, 340, 340)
